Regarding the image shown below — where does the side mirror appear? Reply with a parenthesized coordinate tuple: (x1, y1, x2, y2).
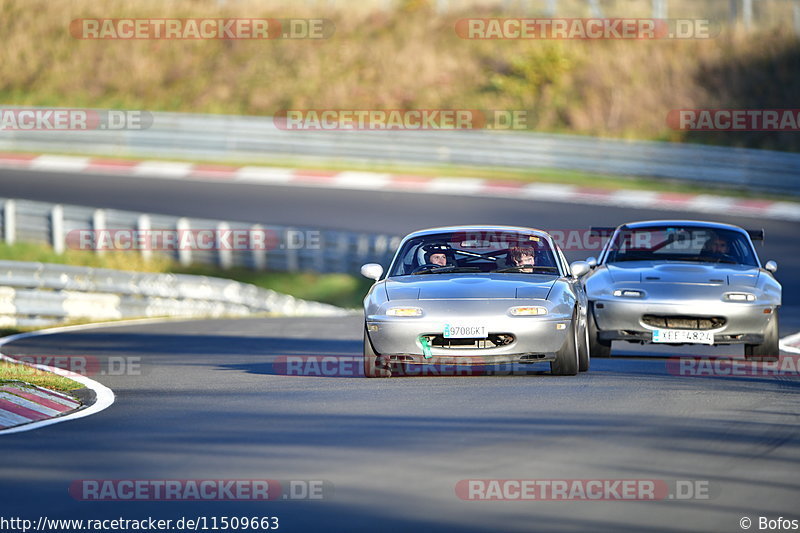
(764, 260, 778, 273)
(570, 261, 590, 279)
(360, 263, 384, 280)
(585, 256, 598, 268)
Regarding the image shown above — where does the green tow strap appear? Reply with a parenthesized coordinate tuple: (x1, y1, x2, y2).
(420, 336, 432, 359)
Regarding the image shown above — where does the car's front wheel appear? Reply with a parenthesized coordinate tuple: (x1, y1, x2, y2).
(588, 304, 612, 358)
(364, 327, 392, 378)
(744, 314, 780, 363)
(551, 312, 579, 376)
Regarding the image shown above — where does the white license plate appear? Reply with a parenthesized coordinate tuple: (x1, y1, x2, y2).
(443, 324, 488, 338)
(652, 329, 714, 345)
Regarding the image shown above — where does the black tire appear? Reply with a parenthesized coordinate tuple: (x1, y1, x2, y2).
(744, 314, 780, 363)
(578, 313, 590, 372)
(551, 313, 579, 376)
(588, 303, 612, 358)
(363, 327, 391, 378)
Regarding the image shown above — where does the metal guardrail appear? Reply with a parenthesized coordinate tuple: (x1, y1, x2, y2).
(0, 260, 349, 328)
(1, 197, 401, 275)
(0, 197, 396, 326)
(1, 108, 798, 195)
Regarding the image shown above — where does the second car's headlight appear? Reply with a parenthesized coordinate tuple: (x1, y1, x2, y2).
(509, 306, 548, 316)
(386, 307, 424, 317)
(613, 289, 644, 298)
(724, 292, 756, 302)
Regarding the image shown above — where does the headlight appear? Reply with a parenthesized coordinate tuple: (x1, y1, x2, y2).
(509, 306, 548, 316)
(386, 307, 424, 317)
(724, 292, 756, 302)
(613, 289, 644, 298)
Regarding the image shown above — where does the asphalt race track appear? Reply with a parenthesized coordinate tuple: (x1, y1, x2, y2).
(1, 168, 800, 532)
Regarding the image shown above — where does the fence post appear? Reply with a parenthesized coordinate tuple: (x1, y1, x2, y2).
(794, 1, 800, 36)
(742, 0, 753, 30)
(285, 228, 299, 272)
(137, 214, 152, 262)
(652, 0, 667, 19)
(217, 221, 233, 269)
(251, 224, 267, 270)
(92, 209, 106, 255)
(51, 204, 64, 255)
(176, 218, 192, 266)
(587, 0, 602, 17)
(3, 200, 15, 245)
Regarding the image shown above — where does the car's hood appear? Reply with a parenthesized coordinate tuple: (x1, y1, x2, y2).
(385, 274, 557, 300)
(606, 262, 759, 287)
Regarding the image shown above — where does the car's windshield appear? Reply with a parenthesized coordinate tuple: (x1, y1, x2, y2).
(604, 226, 758, 266)
(389, 230, 560, 276)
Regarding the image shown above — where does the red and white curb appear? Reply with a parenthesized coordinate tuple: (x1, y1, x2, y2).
(1, 153, 799, 221)
(0, 324, 115, 435)
(0, 383, 81, 428)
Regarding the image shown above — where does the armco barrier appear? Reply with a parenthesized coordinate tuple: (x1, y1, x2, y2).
(0, 260, 349, 328)
(1, 197, 401, 275)
(0, 108, 798, 195)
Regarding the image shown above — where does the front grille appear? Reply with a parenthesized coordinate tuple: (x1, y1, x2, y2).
(642, 314, 726, 330)
(422, 333, 515, 350)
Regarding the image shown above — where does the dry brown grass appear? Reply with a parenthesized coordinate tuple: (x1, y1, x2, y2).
(1, 0, 797, 149)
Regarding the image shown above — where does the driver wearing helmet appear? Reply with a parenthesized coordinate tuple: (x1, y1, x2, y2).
(422, 243, 454, 267)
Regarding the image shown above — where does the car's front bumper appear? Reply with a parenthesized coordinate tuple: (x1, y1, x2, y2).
(592, 298, 776, 345)
(366, 300, 574, 359)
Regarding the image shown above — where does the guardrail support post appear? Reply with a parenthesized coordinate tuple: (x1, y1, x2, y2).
(176, 218, 192, 266)
(652, 0, 667, 19)
(3, 200, 15, 245)
(51, 205, 65, 255)
(742, 0, 753, 30)
(92, 209, 106, 256)
(217, 222, 233, 269)
(285, 228, 299, 272)
(137, 214, 152, 261)
(794, 1, 800, 36)
(251, 224, 267, 270)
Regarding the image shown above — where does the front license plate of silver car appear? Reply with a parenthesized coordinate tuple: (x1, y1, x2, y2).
(443, 324, 488, 338)
(652, 329, 714, 345)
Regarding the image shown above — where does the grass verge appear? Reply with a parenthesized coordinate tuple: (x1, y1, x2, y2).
(0, 361, 84, 392)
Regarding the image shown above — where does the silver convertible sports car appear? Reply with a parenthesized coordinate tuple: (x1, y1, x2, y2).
(360, 226, 591, 377)
(583, 220, 781, 361)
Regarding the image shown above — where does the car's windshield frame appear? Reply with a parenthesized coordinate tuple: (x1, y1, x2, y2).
(386, 230, 566, 278)
(600, 225, 759, 267)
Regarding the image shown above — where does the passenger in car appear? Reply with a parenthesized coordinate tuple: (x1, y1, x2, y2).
(507, 246, 536, 272)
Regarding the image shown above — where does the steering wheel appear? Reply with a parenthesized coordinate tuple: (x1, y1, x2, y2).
(711, 253, 738, 264)
(411, 263, 442, 274)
